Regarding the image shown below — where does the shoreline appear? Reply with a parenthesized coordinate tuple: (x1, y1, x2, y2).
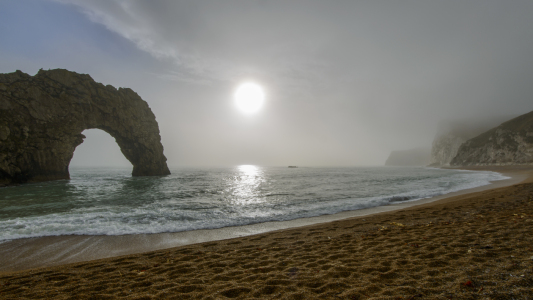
(1, 166, 533, 299)
(0, 166, 529, 274)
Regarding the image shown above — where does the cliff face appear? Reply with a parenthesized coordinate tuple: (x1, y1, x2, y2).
(385, 148, 431, 166)
(451, 111, 533, 166)
(429, 116, 514, 166)
(0, 69, 170, 186)
(429, 134, 467, 166)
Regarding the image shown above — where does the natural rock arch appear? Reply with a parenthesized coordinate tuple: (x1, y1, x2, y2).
(0, 69, 170, 186)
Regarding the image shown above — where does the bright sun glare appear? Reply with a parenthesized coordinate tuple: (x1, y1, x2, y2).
(234, 82, 265, 114)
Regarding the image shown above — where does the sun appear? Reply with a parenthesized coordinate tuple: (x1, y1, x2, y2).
(234, 82, 265, 114)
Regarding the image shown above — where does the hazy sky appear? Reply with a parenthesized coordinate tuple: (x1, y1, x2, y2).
(1, 0, 533, 167)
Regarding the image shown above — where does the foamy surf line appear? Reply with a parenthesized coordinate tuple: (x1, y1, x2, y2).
(0, 169, 508, 242)
(0, 168, 526, 273)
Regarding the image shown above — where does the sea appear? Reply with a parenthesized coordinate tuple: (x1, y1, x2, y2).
(0, 166, 508, 243)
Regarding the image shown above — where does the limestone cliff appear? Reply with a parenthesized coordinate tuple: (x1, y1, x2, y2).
(0, 69, 170, 186)
(429, 133, 468, 167)
(429, 116, 514, 166)
(385, 148, 431, 166)
(451, 111, 533, 166)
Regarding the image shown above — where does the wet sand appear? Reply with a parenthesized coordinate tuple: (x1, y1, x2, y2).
(1, 166, 533, 299)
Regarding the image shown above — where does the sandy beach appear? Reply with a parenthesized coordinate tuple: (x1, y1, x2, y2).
(1, 166, 533, 299)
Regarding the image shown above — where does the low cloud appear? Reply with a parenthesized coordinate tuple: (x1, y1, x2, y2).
(8, 0, 533, 166)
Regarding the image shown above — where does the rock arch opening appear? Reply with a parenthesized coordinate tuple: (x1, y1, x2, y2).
(70, 129, 132, 168)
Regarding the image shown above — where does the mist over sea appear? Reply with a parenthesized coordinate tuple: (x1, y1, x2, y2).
(0, 166, 508, 242)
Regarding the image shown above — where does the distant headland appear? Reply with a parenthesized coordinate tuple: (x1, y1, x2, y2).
(385, 111, 533, 167)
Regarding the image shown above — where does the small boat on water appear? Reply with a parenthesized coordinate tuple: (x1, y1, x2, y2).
(288, 166, 298, 168)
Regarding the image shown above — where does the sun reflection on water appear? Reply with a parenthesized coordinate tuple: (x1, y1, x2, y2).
(238, 164, 259, 175)
(229, 165, 265, 205)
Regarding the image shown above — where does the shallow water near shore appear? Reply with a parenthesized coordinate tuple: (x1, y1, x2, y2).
(0, 166, 508, 242)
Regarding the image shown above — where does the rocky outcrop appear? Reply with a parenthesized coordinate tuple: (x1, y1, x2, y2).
(0, 69, 170, 186)
(451, 111, 533, 166)
(430, 134, 467, 167)
(385, 148, 431, 166)
(429, 116, 514, 166)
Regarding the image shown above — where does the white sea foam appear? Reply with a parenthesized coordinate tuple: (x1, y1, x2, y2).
(0, 167, 508, 242)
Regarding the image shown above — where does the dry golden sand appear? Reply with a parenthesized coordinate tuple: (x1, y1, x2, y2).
(1, 168, 533, 299)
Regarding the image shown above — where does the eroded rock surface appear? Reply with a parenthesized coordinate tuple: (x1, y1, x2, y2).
(0, 69, 170, 186)
(451, 111, 533, 166)
(429, 116, 514, 166)
(430, 133, 467, 167)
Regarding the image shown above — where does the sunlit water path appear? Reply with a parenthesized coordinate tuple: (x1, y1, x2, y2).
(0, 166, 508, 242)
